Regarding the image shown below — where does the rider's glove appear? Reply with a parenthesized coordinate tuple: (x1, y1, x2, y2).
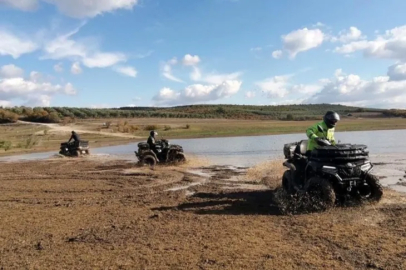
(315, 138, 330, 146)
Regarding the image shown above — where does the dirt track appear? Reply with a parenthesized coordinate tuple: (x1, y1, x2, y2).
(0, 157, 406, 270)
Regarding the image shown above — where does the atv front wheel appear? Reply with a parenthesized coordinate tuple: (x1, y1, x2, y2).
(141, 155, 157, 167)
(282, 170, 294, 194)
(306, 177, 336, 209)
(364, 173, 383, 202)
(174, 153, 186, 163)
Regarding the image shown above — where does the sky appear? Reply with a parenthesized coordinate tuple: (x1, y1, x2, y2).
(1, 0, 406, 109)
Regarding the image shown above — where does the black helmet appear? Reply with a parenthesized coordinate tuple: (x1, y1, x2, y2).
(150, 130, 157, 137)
(71, 131, 75, 134)
(324, 111, 340, 128)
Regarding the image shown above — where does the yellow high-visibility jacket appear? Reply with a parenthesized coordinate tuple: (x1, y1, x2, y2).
(306, 121, 336, 151)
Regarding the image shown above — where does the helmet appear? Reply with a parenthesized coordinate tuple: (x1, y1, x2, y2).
(150, 130, 158, 137)
(71, 131, 75, 134)
(324, 111, 340, 128)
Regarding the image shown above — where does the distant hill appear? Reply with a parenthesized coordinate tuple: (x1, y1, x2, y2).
(0, 104, 402, 124)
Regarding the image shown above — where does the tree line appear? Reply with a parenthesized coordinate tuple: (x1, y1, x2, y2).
(0, 104, 387, 124)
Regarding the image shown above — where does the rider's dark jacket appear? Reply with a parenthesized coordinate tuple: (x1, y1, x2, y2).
(68, 132, 80, 143)
(147, 135, 156, 151)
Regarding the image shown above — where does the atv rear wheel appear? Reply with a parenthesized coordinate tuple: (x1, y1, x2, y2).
(306, 177, 336, 209)
(364, 173, 383, 202)
(141, 155, 157, 167)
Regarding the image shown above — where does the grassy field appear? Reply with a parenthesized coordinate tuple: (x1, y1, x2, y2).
(1, 117, 406, 156)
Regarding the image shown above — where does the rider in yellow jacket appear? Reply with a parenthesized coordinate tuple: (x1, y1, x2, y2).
(306, 111, 340, 151)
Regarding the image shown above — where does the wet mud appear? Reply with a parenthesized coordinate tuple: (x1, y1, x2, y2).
(0, 157, 406, 269)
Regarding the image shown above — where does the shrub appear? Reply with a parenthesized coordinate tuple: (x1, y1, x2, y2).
(144, 125, 158, 131)
(24, 135, 40, 149)
(164, 125, 171, 131)
(129, 125, 139, 132)
(62, 117, 75, 126)
(0, 141, 12, 151)
(185, 124, 190, 129)
(0, 109, 19, 123)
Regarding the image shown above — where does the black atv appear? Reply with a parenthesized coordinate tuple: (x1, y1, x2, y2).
(59, 141, 90, 157)
(282, 137, 383, 208)
(135, 139, 186, 166)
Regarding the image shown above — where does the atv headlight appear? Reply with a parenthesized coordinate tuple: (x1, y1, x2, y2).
(361, 163, 372, 171)
(322, 166, 337, 173)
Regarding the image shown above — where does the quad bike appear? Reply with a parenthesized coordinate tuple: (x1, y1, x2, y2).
(59, 141, 90, 157)
(135, 139, 186, 166)
(282, 125, 383, 208)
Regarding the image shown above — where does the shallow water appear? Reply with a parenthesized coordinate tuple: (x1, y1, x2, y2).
(1, 129, 406, 191)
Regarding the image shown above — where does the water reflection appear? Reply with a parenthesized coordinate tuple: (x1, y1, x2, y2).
(1, 129, 406, 167)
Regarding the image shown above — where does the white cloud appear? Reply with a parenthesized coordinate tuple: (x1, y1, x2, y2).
(272, 50, 283, 59)
(2, 0, 139, 18)
(256, 74, 323, 100)
(282, 28, 324, 58)
(153, 80, 242, 105)
(54, 62, 63, 73)
(24, 95, 52, 106)
(0, 0, 38, 11)
(134, 50, 154, 59)
(203, 72, 242, 84)
(0, 30, 38, 58)
(190, 66, 202, 81)
(90, 104, 112, 109)
(0, 64, 24, 78)
(387, 63, 406, 81)
(304, 69, 406, 108)
(333, 25, 406, 61)
(43, 26, 127, 69)
(250, 47, 262, 52)
(182, 54, 201, 66)
(0, 100, 12, 107)
(256, 76, 291, 98)
(331, 27, 364, 43)
(245, 91, 256, 98)
(114, 66, 137, 77)
(63, 83, 76, 95)
(82, 52, 126, 68)
(70, 62, 82, 74)
(161, 57, 184, 83)
(133, 97, 141, 101)
(0, 65, 76, 106)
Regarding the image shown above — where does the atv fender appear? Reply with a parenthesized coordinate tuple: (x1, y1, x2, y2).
(283, 161, 296, 171)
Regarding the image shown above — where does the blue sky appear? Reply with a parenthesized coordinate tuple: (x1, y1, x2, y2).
(1, 0, 406, 108)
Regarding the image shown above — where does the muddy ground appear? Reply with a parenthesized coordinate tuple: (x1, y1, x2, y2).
(0, 157, 406, 270)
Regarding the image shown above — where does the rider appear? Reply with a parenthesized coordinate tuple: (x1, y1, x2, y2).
(147, 130, 158, 154)
(306, 111, 340, 151)
(68, 131, 80, 144)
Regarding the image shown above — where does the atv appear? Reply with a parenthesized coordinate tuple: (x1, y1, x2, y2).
(135, 139, 186, 166)
(59, 141, 90, 157)
(282, 126, 383, 208)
